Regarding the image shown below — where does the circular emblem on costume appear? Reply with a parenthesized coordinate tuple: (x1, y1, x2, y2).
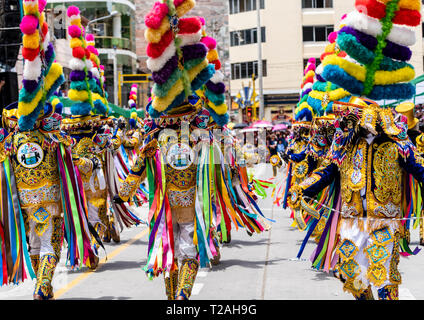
(293, 161, 308, 179)
(17, 142, 44, 168)
(166, 143, 194, 170)
(270, 155, 280, 166)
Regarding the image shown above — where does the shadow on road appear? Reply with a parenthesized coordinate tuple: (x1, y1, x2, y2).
(223, 238, 268, 248)
(209, 258, 287, 272)
(96, 260, 147, 272)
(306, 268, 337, 282)
(128, 238, 149, 246)
(62, 259, 147, 275)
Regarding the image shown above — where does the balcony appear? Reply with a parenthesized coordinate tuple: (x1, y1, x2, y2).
(95, 36, 133, 51)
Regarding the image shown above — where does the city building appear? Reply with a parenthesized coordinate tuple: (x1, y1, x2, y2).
(45, 0, 137, 106)
(229, 0, 424, 122)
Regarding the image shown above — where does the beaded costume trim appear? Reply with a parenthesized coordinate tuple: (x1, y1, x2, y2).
(372, 142, 401, 206)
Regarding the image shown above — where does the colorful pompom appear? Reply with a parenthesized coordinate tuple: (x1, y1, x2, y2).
(145, 2, 169, 29)
(20, 15, 38, 35)
(322, 0, 420, 102)
(67, 6, 80, 17)
(68, 24, 82, 38)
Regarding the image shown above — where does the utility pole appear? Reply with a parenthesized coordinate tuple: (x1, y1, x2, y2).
(113, 45, 118, 105)
(256, 0, 264, 120)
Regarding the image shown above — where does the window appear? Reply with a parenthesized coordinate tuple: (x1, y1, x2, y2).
(302, 25, 334, 42)
(261, 26, 266, 42)
(229, 0, 265, 14)
(239, 0, 245, 12)
(241, 62, 247, 78)
(302, 0, 333, 8)
(231, 60, 267, 80)
(230, 27, 266, 46)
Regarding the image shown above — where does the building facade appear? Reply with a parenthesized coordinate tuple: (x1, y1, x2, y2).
(229, 0, 424, 122)
(45, 0, 137, 106)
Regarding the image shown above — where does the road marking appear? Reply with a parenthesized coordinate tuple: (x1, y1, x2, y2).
(197, 271, 208, 278)
(260, 205, 275, 299)
(399, 288, 416, 300)
(191, 283, 204, 296)
(190, 269, 208, 296)
(54, 228, 149, 299)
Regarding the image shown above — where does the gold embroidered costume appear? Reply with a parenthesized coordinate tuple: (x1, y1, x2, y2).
(291, 98, 424, 300)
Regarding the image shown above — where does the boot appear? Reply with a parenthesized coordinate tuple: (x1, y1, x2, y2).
(164, 265, 179, 300)
(92, 222, 106, 251)
(30, 255, 40, 275)
(210, 230, 221, 266)
(210, 247, 221, 266)
(103, 228, 111, 243)
(378, 285, 399, 300)
(33, 254, 58, 300)
(110, 221, 120, 243)
(175, 259, 199, 300)
(350, 284, 374, 300)
(86, 254, 100, 270)
(353, 287, 374, 300)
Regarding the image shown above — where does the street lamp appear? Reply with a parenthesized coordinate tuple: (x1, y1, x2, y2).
(113, 45, 118, 106)
(256, 0, 264, 121)
(86, 10, 119, 34)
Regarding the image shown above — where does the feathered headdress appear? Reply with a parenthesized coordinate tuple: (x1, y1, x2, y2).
(145, 0, 216, 118)
(321, 0, 421, 102)
(128, 84, 138, 109)
(308, 19, 351, 116)
(66, 5, 94, 117)
(86, 33, 109, 115)
(195, 18, 229, 127)
(295, 58, 316, 121)
(18, 0, 65, 131)
(128, 85, 138, 129)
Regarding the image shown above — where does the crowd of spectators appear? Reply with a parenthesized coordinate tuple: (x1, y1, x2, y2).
(266, 130, 288, 157)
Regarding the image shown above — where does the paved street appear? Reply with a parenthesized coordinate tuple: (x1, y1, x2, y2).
(1, 164, 424, 300)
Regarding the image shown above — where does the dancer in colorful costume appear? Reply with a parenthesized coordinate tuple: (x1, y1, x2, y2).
(0, 0, 97, 299)
(281, 57, 317, 198)
(395, 102, 424, 245)
(288, 0, 423, 300)
(62, 6, 139, 262)
(122, 86, 142, 167)
(294, 115, 337, 254)
(293, 22, 350, 258)
(125, 85, 142, 153)
(281, 58, 316, 228)
(114, 0, 269, 300)
(114, 105, 147, 218)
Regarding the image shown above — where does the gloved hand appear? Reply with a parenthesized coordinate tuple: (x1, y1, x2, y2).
(91, 157, 100, 170)
(113, 194, 124, 204)
(118, 120, 126, 130)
